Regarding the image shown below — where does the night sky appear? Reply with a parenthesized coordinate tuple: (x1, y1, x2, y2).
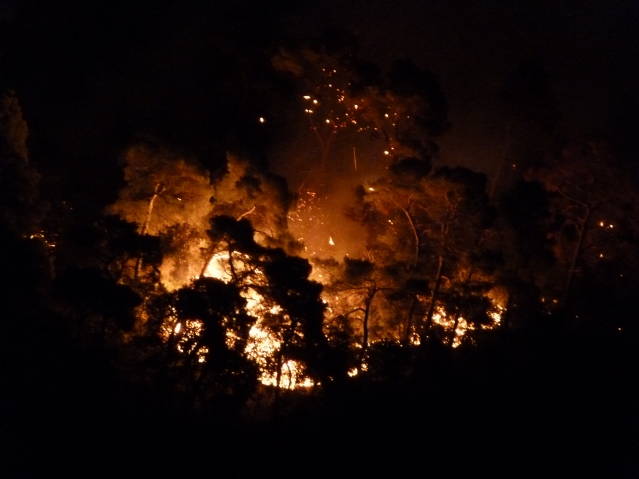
(291, 0, 639, 173)
(1, 0, 638, 201)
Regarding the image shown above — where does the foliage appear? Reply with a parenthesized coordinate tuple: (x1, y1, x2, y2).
(210, 155, 297, 252)
(107, 142, 214, 235)
(0, 90, 43, 236)
(529, 138, 639, 324)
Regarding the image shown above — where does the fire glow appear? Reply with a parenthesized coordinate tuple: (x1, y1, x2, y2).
(203, 252, 314, 389)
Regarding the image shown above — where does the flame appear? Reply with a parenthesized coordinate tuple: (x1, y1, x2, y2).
(201, 252, 313, 389)
(429, 304, 503, 347)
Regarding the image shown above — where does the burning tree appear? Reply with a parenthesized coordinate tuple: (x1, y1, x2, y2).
(148, 214, 327, 410)
(319, 257, 394, 360)
(107, 143, 214, 286)
(209, 155, 297, 253)
(352, 162, 500, 346)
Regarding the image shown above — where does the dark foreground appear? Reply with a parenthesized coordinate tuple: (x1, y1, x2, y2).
(2, 328, 637, 478)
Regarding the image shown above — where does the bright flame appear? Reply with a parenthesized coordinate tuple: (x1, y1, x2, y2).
(170, 319, 209, 363)
(246, 325, 313, 388)
(429, 304, 503, 347)
(201, 252, 313, 389)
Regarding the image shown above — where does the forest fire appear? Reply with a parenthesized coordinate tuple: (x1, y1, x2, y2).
(3, 9, 637, 475)
(101, 142, 510, 398)
(202, 251, 314, 389)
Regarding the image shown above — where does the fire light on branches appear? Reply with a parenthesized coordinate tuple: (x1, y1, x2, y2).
(201, 251, 314, 389)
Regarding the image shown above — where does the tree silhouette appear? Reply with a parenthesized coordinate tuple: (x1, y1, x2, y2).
(172, 277, 257, 410)
(54, 267, 141, 348)
(107, 142, 214, 285)
(530, 139, 635, 311)
(0, 90, 43, 237)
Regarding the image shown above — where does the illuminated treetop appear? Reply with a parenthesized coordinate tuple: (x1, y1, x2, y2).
(272, 45, 447, 174)
(107, 143, 214, 236)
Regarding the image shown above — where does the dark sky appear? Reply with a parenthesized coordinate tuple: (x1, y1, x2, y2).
(290, 0, 639, 173)
(1, 0, 638, 208)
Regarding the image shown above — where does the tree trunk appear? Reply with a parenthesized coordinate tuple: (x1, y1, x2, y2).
(403, 295, 418, 344)
(400, 203, 420, 266)
(489, 131, 512, 198)
(502, 289, 513, 331)
(141, 183, 164, 235)
(272, 319, 300, 419)
(157, 323, 180, 396)
(362, 297, 372, 353)
(272, 349, 284, 420)
(563, 206, 592, 309)
(135, 183, 164, 280)
(425, 255, 444, 332)
(451, 310, 461, 346)
(449, 268, 473, 345)
(361, 286, 381, 356)
(99, 314, 108, 351)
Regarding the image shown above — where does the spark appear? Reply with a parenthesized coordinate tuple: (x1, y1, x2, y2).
(259, 117, 265, 123)
(303, 95, 311, 99)
(384, 151, 389, 155)
(329, 236, 335, 245)
(174, 323, 181, 333)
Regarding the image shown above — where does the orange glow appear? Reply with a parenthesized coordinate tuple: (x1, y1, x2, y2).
(203, 252, 313, 389)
